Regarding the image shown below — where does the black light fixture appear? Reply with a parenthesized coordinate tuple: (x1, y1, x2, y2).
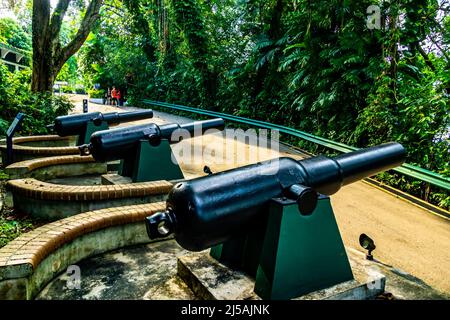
(203, 166, 213, 175)
(359, 233, 376, 261)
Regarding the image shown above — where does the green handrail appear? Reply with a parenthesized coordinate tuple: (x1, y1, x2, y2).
(141, 99, 450, 191)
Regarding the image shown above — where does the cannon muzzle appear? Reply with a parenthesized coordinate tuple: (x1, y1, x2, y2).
(146, 142, 406, 251)
(295, 142, 406, 195)
(179, 118, 225, 135)
(157, 118, 225, 143)
(335, 142, 405, 185)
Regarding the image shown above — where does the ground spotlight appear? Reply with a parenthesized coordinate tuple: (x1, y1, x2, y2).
(359, 233, 376, 261)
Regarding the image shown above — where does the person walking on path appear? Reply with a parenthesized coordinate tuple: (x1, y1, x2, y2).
(111, 87, 118, 106)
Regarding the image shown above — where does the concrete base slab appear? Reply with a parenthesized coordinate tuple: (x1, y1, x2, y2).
(6, 161, 107, 181)
(101, 174, 132, 185)
(144, 276, 197, 300)
(178, 253, 258, 300)
(101, 174, 184, 186)
(176, 247, 386, 300)
(47, 175, 102, 186)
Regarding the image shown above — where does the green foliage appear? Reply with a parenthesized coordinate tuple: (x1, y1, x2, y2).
(0, 170, 8, 181)
(0, 17, 32, 51)
(0, 64, 73, 136)
(0, 212, 40, 248)
(56, 56, 79, 85)
(1, 167, 41, 248)
(78, 15, 147, 98)
(87, 88, 105, 98)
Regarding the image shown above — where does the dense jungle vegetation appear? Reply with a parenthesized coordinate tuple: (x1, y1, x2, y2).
(0, 0, 449, 209)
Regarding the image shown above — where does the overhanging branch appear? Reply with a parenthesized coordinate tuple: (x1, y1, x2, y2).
(55, 0, 103, 71)
(49, 0, 72, 43)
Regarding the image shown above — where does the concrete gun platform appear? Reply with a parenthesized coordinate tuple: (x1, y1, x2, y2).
(36, 240, 448, 300)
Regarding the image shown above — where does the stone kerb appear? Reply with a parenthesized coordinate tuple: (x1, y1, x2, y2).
(7, 178, 173, 219)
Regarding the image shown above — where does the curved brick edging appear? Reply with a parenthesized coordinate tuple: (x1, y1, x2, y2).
(0, 135, 79, 165)
(7, 179, 173, 219)
(0, 202, 167, 300)
(5, 155, 107, 180)
(0, 135, 74, 146)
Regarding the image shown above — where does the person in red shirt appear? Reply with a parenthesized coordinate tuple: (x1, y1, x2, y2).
(111, 87, 118, 106)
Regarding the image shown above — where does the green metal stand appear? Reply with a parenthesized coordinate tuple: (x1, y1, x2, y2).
(119, 139, 184, 182)
(76, 120, 109, 145)
(210, 195, 354, 300)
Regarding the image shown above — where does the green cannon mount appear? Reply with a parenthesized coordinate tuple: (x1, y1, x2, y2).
(118, 139, 184, 183)
(210, 194, 354, 300)
(77, 120, 110, 146)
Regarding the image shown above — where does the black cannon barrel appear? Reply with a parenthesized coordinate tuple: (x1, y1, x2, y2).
(98, 110, 154, 125)
(80, 118, 225, 162)
(50, 110, 154, 137)
(146, 142, 406, 251)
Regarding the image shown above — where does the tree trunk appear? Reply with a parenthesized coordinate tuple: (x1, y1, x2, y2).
(31, 0, 51, 92)
(31, 49, 55, 93)
(31, 0, 103, 93)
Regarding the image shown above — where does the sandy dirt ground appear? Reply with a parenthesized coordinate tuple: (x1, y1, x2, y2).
(68, 94, 450, 295)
